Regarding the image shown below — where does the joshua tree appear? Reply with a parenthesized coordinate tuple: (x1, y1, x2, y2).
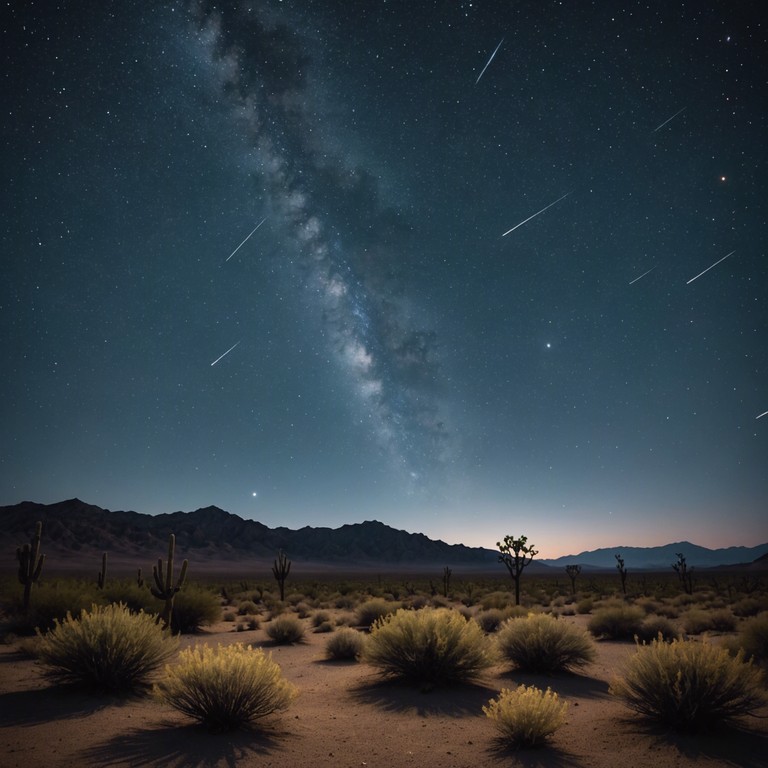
(672, 552, 694, 595)
(442, 566, 453, 597)
(615, 553, 628, 595)
(565, 564, 581, 595)
(272, 549, 291, 602)
(497, 534, 538, 606)
(97, 552, 108, 589)
(151, 533, 188, 630)
(17, 521, 45, 612)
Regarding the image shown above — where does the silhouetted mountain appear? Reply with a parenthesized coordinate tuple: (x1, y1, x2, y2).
(1, 499, 500, 568)
(540, 540, 768, 570)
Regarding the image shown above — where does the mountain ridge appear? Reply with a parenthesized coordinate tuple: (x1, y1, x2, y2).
(2, 499, 766, 571)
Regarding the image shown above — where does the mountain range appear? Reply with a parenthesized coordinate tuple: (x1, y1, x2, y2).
(2, 499, 766, 573)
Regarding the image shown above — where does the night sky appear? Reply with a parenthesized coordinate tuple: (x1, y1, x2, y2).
(2, 1, 766, 557)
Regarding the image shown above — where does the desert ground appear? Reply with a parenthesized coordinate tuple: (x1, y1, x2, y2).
(1, 594, 766, 768)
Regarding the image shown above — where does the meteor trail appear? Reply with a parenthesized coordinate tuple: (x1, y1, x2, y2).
(225, 218, 266, 262)
(210, 341, 241, 366)
(475, 37, 504, 84)
(686, 250, 735, 284)
(502, 193, 570, 236)
(756, 411, 768, 420)
(652, 106, 686, 132)
(629, 266, 656, 285)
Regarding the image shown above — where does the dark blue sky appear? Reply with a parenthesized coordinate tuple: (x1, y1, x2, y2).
(2, 1, 766, 556)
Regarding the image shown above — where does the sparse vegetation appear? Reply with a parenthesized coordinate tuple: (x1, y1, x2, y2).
(355, 597, 396, 628)
(363, 607, 495, 686)
(325, 627, 365, 660)
(496, 612, 596, 673)
(483, 685, 568, 747)
(725, 612, 768, 667)
(588, 603, 644, 640)
(171, 585, 223, 633)
(155, 643, 297, 730)
(610, 636, 768, 731)
(36, 603, 178, 692)
(635, 615, 680, 643)
(266, 614, 305, 644)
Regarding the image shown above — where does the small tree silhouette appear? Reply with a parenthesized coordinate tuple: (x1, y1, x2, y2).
(497, 535, 538, 606)
(272, 549, 291, 602)
(672, 552, 694, 595)
(615, 554, 628, 596)
(565, 564, 581, 596)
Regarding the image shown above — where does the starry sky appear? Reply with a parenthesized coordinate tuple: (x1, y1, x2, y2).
(2, 1, 766, 558)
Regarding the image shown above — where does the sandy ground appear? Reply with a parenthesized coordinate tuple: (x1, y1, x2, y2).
(1, 614, 766, 768)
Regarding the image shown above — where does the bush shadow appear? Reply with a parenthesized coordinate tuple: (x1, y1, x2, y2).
(619, 716, 768, 768)
(486, 736, 585, 768)
(350, 676, 498, 716)
(0, 685, 118, 726)
(502, 669, 610, 700)
(79, 721, 282, 768)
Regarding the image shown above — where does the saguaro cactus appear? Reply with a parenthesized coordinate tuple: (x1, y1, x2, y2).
(97, 552, 108, 589)
(442, 566, 453, 597)
(272, 549, 291, 602)
(17, 521, 45, 612)
(151, 534, 188, 629)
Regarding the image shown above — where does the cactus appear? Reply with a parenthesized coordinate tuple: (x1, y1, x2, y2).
(151, 534, 188, 629)
(565, 564, 581, 595)
(442, 566, 453, 597)
(97, 552, 108, 589)
(672, 552, 694, 595)
(497, 535, 538, 606)
(271, 549, 291, 602)
(615, 554, 628, 595)
(17, 520, 45, 612)
(137, 567, 144, 588)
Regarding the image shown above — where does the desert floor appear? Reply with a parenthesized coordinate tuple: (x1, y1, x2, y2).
(1, 613, 766, 768)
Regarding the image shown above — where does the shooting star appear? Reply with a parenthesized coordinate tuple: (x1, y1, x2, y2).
(225, 217, 266, 262)
(756, 411, 768, 420)
(652, 106, 686, 133)
(629, 266, 656, 285)
(475, 37, 504, 84)
(686, 250, 735, 285)
(210, 341, 241, 366)
(502, 193, 570, 236)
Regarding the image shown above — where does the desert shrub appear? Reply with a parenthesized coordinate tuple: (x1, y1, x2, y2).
(363, 607, 495, 686)
(708, 608, 737, 632)
(588, 604, 644, 640)
(483, 685, 568, 747)
(314, 620, 334, 633)
(635, 616, 680, 643)
(496, 613, 596, 673)
(102, 581, 155, 614)
(325, 627, 366, 660)
(7, 581, 99, 635)
(575, 598, 593, 615)
(266, 614, 305, 644)
(171, 585, 222, 634)
(681, 608, 713, 635)
(725, 612, 768, 666)
(480, 591, 513, 610)
(311, 610, 332, 628)
(223, 611, 236, 622)
(294, 602, 312, 618)
(237, 600, 259, 615)
(355, 598, 396, 629)
(731, 597, 766, 618)
(477, 609, 506, 633)
(334, 595, 357, 610)
(155, 643, 297, 731)
(36, 603, 178, 692)
(247, 617, 260, 631)
(610, 637, 768, 731)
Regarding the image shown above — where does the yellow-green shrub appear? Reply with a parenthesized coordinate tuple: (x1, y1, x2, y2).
(265, 614, 305, 644)
(363, 607, 495, 685)
(36, 603, 178, 692)
(610, 636, 768, 731)
(325, 627, 365, 660)
(155, 643, 297, 730)
(483, 685, 568, 747)
(588, 604, 644, 639)
(496, 613, 596, 673)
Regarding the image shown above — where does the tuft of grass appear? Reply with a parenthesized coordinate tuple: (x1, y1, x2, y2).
(311, 610, 332, 628)
(36, 603, 178, 692)
(355, 598, 396, 629)
(588, 604, 644, 640)
(483, 685, 568, 748)
(496, 613, 596, 673)
(265, 614, 305, 644)
(325, 627, 366, 660)
(363, 607, 495, 686)
(610, 636, 768, 731)
(155, 643, 297, 731)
